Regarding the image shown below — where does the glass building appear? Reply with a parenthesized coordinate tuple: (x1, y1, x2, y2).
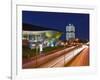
(66, 24, 75, 41)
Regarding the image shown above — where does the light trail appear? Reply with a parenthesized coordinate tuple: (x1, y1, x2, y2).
(39, 45, 88, 68)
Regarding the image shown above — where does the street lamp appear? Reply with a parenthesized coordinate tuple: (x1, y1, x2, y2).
(36, 43, 38, 68)
(64, 43, 66, 67)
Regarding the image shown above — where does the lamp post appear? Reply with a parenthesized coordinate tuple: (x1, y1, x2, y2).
(35, 43, 39, 68)
(64, 43, 66, 67)
(35, 34, 39, 68)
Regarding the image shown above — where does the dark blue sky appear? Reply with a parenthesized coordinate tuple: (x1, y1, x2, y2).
(22, 11, 89, 40)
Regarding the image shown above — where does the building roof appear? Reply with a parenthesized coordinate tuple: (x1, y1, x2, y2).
(23, 23, 61, 32)
(66, 24, 75, 32)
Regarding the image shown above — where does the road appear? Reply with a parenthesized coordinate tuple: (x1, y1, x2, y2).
(39, 45, 88, 68)
(23, 46, 76, 68)
(23, 44, 89, 68)
(65, 46, 89, 66)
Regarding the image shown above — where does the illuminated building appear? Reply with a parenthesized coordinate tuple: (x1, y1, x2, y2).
(66, 24, 75, 41)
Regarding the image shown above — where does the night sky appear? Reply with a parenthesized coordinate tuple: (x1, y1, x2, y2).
(22, 11, 89, 41)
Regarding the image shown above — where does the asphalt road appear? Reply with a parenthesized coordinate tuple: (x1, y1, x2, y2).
(65, 46, 89, 66)
(22, 44, 89, 68)
(23, 46, 76, 68)
(39, 45, 87, 68)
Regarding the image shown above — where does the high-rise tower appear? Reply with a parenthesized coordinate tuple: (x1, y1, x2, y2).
(66, 24, 75, 41)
